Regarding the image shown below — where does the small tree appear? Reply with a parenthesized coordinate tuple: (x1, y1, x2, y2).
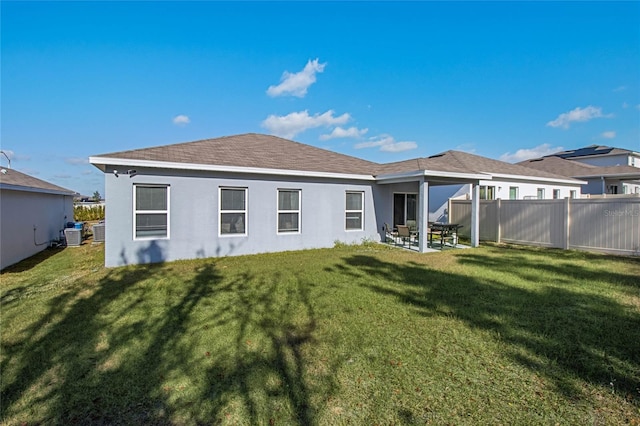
(93, 190, 101, 202)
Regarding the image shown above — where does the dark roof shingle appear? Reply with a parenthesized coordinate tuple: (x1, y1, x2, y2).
(0, 168, 75, 194)
(93, 134, 580, 183)
(95, 133, 378, 175)
(519, 156, 640, 178)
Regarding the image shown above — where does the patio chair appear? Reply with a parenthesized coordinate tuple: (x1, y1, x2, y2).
(384, 223, 398, 244)
(396, 225, 412, 247)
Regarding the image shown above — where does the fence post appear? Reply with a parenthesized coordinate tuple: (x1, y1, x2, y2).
(496, 199, 501, 243)
(563, 197, 570, 250)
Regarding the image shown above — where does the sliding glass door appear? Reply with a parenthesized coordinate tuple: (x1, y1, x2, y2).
(393, 193, 417, 228)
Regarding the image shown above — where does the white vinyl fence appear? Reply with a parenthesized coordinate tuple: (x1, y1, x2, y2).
(449, 198, 640, 256)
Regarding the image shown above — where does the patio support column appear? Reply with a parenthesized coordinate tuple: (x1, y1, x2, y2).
(418, 177, 429, 252)
(470, 182, 480, 248)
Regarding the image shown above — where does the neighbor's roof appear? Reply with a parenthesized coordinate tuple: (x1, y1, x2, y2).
(519, 156, 640, 179)
(376, 150, 583, 183)
(547, 145, 638, 159)
(91, 133, 379, 177)
(0, 168, 75, 195)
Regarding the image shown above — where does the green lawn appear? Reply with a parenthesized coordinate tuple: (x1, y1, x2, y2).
(1, 242, 639, 425)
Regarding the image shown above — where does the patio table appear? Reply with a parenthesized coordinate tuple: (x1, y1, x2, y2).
(429, 223, 462, 249)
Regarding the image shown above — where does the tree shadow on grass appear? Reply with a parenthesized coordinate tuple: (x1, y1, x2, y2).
(337, 250, 640, 405)
(1, 257, 336, 424)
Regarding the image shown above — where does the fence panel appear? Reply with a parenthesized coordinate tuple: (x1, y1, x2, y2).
(449, 198, 640, 255)
(448, 200, 497, 241)
(570, 199, 640, 255)
(500, 200, 565, 248)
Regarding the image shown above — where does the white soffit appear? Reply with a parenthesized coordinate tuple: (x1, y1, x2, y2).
(89, 157, 376, 181)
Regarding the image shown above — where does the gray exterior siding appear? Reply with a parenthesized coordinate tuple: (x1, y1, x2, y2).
(0, 189, 74, 270)
(105, 168, 381, 267)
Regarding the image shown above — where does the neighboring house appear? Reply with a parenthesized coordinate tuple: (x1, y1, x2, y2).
(0, 168, 75, 270)
(89, 133, 584, 267)
(423, 151, 587, 222)
(519, 145, 640, 195)
(549, 145, 640, 168)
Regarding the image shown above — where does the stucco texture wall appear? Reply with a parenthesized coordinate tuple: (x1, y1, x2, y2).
(0, 190, 73, 270)
(104, 168, 381, 267)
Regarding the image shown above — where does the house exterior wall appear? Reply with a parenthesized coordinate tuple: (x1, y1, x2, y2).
(0, 189, 74, 270)
(429, 180, 582, 222)
(104, 167, 381, 267)
(572, 154, 636, 168)
(479, 179, 580, 200)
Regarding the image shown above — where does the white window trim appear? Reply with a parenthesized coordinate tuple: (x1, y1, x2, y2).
(277, 189, 301, 235)
(219, 187, 248, 237)
(345, 191, 364, 231)
(537, 188, 545, 199)
(133, 184, 170, 240)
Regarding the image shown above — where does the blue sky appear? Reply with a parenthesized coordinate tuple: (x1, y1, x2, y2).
(2, 1, 639, 196)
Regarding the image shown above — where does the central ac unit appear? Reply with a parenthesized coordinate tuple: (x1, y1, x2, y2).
(64, 228, 82, 246)
(93, 224, 105, 242)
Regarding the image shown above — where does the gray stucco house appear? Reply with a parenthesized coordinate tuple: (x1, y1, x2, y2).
(90, 133, 582, 267)
(0, 168, 75, 270)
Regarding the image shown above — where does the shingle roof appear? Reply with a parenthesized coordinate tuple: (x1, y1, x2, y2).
(92, 134, 580, 183)
(0, 168, 75, 194)
(547, 145, 636, 159)
(94, 133, 379, 175)
(376, 150, 578, 181)
(519, 156, 640, 178)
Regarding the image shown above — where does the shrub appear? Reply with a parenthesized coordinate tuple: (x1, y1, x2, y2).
(74, 205, 105, 222)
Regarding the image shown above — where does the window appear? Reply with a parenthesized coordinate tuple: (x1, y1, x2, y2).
(553, 189, 561, 199)
(537, 188, 545, 199)
(278, 189, 300, 233)
(480, 186, 495, 200)
(509, 186, 518, 200)
(570, 190, 577, 199)
(220, 187, 247, 235)
(345, 191, 363, 230)
(134, 185, 169, 239)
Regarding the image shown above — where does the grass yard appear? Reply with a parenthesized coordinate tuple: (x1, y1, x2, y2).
(1, 242, 639, 425)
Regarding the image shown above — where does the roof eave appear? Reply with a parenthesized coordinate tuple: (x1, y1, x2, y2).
(375, 169, 490, 183)
(0, 183, 76, 196)
(89, 156, 376, 181)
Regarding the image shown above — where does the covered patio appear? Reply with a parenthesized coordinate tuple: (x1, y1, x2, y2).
(374, 155, 491, 253)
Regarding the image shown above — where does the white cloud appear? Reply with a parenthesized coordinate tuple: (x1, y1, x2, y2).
(65, 157, 89, 165)
(266, 58, 326, 98)
(355, 134, 417, 153)
(601, 131, 616, 139)
(499, 143, 564, 163)
(173, 114, 190, 126)
(320, 126, 368, 141)
(546, 106, 611, 129)
(613, 86, 627, 92)
(261, 110, 350, 139)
